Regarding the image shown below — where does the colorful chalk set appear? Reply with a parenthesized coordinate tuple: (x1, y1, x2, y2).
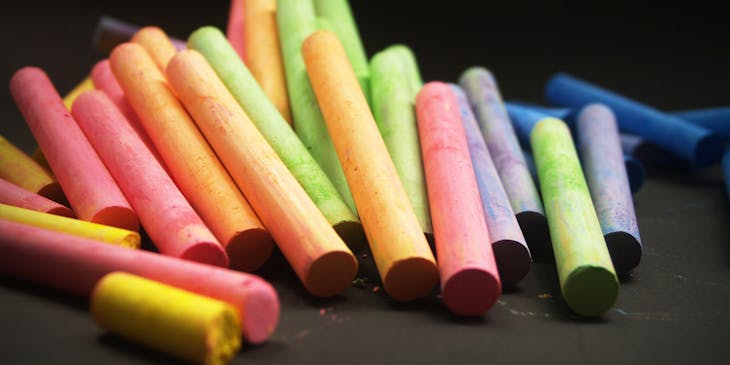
(5, 0, 727, 362)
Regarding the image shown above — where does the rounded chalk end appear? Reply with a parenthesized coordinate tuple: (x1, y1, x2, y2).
(92, 205, 139, 232)
(304, 250, 359, 297)
(442, 267, 501, 316)
(516, 210, 552, 260)
(239, 278, 280, 345)
(563, 265, 618, 317)
(226, 228, 274, 273)
(181, 241, 230, 268)
(333, 220, 367, 252)
(383, 257, 439, 302)
(694, 132, 723, 167)
(493, 239, 532, 287)
(605, 231, 642, 275)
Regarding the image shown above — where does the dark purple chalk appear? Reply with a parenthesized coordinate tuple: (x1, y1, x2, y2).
(92, 15, 187, 54)
(451, 84, 531, 286)
(459, 67, 551, 259)
(576, 104, 642, 274)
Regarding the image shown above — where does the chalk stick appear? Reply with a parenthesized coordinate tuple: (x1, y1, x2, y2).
(503, 102, 550, 148)
(91, 272, 241, 364)
(226, 0, 246, 61)
(110, 43, 272, 271)
(369, 46, 432, 235)
(623, 155, 646, 194)
(131, 26, 178, 70)
(415, 82, 501, 315)
(672, 107, 730, 139)
(187, 27, 362, 248)
(315, 16, 335, 31)
(0, 134, 62, 202)
(722, 148, 730, 198)
(531, 118, 618, 316)
(277, 0, 356, 212)
(166, 50, 357, 297)
(387, 44, 424, 101)
(243, 0, 292, 124)
(10, 67, 138, 231)
(0, 219, 279, 344)
(312, 0, 371, 105)
(92, 15, 187, 54)
(73, 91, 235, 267)
(459, 67, 551, 259)
(575, 104, 642, 274)
(0, 203, 138, 248)
(505, 101, 574, 122)
(302, 30, 438, 301)
(619, 133, 698, 172)
(451, 84, 531, 286)
(0, 178, 72, 217)
(545, 73, 723, 167)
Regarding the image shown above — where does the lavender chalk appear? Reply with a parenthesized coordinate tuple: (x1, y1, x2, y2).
(92, 16, 186, 54)
(459, 67, 550, 258)
(545, 73, 723, 167)
(451, 84, 531, 286)
(576, 104, 642, 274)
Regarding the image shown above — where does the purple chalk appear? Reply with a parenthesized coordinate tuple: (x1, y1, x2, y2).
(451, 84, 531, 286)
(576, 104, 642, 274)
(92, 15, 186, 54)
(459, 67, 551, 259)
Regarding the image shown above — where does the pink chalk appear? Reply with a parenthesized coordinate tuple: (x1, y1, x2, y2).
(72, 90, 228, 267)
(0, 178, 74, 217)
(416, 82, 502, 316)
(0, 219, 278, 344)
(227, 0, 246, 61)
(9, 67, 138, 231)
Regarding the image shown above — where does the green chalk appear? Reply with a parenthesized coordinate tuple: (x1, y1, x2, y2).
(187, 26, 363, 248)
(315, 17, 335, 32)
(369, 46, 431, 235)
(530, 118, 618, 316)
(312, 0, 371, 105)
(386, 44, 423, 100)
(277, 0, 356, 213)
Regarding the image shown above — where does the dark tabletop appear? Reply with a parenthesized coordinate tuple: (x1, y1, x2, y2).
(2, 1, 729, 364)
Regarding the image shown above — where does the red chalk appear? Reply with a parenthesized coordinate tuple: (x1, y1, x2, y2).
(9, 67, 138, 231)
(0, 178, 73, 217)
(72, 91, 228, 267)
(416, 82, 501, 316)
(0, 219, 278, 344)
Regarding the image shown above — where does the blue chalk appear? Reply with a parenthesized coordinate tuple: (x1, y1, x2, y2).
(623, 155, 646, 194)
(504, 103, 555, 149)
(672, 107, 730, 139)
(506, 101, 575, 125)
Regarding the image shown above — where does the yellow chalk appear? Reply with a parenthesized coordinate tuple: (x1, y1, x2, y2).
(0, 203, 139, 249)
(0, 134, 63, 202)
(91, 272, 241, 365)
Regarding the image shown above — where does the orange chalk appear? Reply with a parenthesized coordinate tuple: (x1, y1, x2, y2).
(244, 0, 292, 124)
(226, 0, 246, 61)
(0, 134, 62, 202)
(10, 67, 137, 231)
(0, 178, 73, 217)
(110, 43, 272, 272)
(302, 30, 438, 301)
(166, 49, 357, 297)
(131, 26, 178, 71)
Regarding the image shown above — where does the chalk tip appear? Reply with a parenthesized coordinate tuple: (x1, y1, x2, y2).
(204, 307, 241, 365)
(181, 241, 230, 268)
(563, 265, 619, 317)
(694, 132, 723, 167)
(91, 205, 139, 232)
(605, 231, 642, 275)
(493, 239, 532, 287)
(333, 220, 367, 252)
(239, 278, 280, 345)
(226, 228, 275, 273)
(516, 210, 552, 260)
(304, 250, 359, 298)
(383, 256, 439, 302)
(442, 267, 501, 316)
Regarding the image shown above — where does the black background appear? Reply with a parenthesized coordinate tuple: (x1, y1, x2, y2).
(2, 1, 730, 364)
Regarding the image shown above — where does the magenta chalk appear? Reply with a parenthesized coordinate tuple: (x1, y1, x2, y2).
(10, 67, 138, 231)
(0, 178, 73, 217)
(416, 82, 501, 316)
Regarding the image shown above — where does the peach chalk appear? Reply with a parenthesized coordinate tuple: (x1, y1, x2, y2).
(0, 134, 62, 202)
(131, 26, 177, 70)
(227, 0, 246, 61)
(0, 204, 139, 248)
(0, 178, 72, 217)
(166, 50, 357, 297)
(244, 0, 292, 124)
(416, 83, 501, 315)
(110, 43, 272, 271)
(9, 67, 137, 231)
(0, 219, 279, 344)
(302, 30, 438, 301)
(73, 91, 230, 267)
